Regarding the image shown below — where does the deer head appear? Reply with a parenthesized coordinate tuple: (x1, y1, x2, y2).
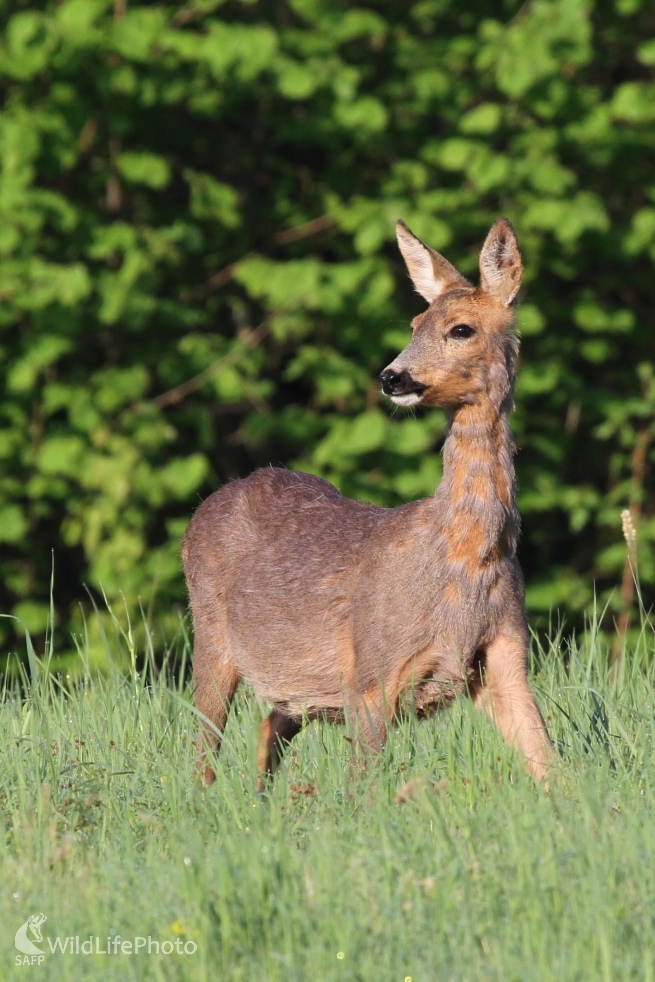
(380, 219, 523, 410)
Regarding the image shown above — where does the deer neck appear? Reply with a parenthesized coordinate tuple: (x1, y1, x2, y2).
(435, 389, 519, 575)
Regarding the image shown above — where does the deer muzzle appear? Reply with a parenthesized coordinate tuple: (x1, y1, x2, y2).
(379, 367, 427, 405)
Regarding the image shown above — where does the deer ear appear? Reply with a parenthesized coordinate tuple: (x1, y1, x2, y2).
(479, 218, 523, 306)
(396, 221, 468, 303)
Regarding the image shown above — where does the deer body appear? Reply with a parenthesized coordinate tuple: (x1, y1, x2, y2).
(183, 219, 554, 786)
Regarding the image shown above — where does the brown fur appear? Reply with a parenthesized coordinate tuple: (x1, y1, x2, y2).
(183, 218, 554, 787)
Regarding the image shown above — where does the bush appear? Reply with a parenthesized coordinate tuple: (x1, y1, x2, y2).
(1, 0, 654, 664)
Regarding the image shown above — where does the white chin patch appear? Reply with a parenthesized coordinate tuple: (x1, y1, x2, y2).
(390, 392, 423, 407)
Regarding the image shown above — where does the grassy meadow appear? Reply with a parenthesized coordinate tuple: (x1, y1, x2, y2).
(1, 611, 655, 982)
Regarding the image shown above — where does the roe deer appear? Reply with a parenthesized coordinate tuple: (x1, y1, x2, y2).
(183, 218, 554, 788)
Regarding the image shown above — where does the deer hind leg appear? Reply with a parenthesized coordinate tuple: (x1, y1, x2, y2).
(192, 612, 240, 785)
(256, 711, 303, 792)
(473, 632, 555, 783)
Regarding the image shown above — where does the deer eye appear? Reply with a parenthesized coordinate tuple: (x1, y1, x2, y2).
(448, 324, 476, 339)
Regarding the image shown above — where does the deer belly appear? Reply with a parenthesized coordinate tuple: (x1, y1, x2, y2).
(226, 574, 357, 713)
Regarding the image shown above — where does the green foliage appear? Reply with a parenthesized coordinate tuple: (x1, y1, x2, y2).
(1, 0, 654, 658)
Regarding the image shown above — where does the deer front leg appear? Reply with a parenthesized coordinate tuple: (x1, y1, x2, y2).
(473, 632, 555, 782)
(343, 691, 388, 780)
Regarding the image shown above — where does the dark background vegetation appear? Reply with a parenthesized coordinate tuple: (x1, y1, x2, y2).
(1, 0, 654, 667)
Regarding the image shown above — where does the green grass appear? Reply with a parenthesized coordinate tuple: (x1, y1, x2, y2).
(1, 613, 655, 982)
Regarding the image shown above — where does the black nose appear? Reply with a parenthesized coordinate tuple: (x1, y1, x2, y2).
(380, 367, 427, 397)
(379, 368, 404, 395)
